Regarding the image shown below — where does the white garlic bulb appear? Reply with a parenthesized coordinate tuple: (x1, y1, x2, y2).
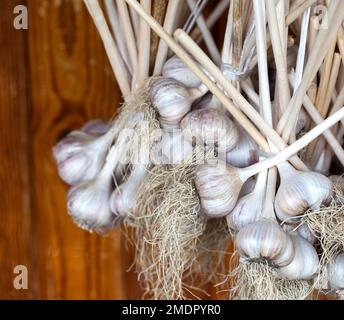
(150, 78, 194, 129)
(66, 142, 125, 232)
(195, 161, 245, 218)
(278, 235, 319, 280)
(162, 56, 201, 88)
(181, 109, 239, 152)
(110, 164, 147, 216)
(275, 162, 333, 223)
(53, 127, 115, 186)
(151, 129, 193, 165)
(226, 127, 258, 168)
(226, 171, 266, 231)
(328, 254, 344, 291)
(235, 220, 295, 267)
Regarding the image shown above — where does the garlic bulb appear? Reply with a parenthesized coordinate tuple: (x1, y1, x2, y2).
(296, 223, 317, 245)
(275, 162, 333, 223)
(151, 129, 193, 165)
(66, 143, 123, 232)
(226, 128, 258, 168)
(53, 127, 116, 186)
(235, 220, 295, 267)
(150, 78, 205, 129)
(81, 119, 111, 136)
(162, 56, 201, 88)
(328, 254, 344, 291)
(181, 109, 239, 152)
(278, 235, 319, 280)
(110, 164, 147, 216)
(226, 171, 266, 231)
(195, 161, 245, 218)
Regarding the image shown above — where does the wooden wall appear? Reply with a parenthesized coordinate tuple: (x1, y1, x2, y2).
(0, 0, 141, 299)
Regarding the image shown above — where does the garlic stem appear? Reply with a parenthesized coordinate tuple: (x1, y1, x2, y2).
(238, 106, 344, 180)
(285, 0, 317, 26)
(261, 167, 277, 220)
(173, 29, 307, 170)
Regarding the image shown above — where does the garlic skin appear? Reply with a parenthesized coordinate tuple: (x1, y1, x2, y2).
(150, 78, 193, 129)
(181, 109, 239, 152)
(275, 164, 333, 223)
(328, 254, 344, 290)
(81, 119, 111, 136)
(53, 129, 114, 186)
(67, 174, 118, 233)
(278, 235, 319, 280)
(162, 56, 201, 88)
(195, 161, 244, 218)
(226, 191, 263, 231)
(295, 109, 309, 135)
(110, 164, 146, 216)
(226, 128, 258, 168)
(235, 220, 295, 267)
(297, 223, 317, 245)
(330, 175, 344, 204)
(151, 129, 193, 165)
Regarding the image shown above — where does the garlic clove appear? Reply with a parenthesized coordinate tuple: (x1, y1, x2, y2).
(328, 254, 344, 291)
(226, 127, 258, 168)
(150, 78, 193, 129)
(181, 109, 239, 152)
(296, 223, 317, 245)
(235, 220, 295, 267)
(278, 235, 319, 280)
(162, 56, 202, 88)
(195, 161, 245, 218)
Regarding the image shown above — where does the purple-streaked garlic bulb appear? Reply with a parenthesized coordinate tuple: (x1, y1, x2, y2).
(327, 254, 344, 296)
(53, 126, 116, 186)
(81, 119, 111, 136)
(275, 162, 333, 223)
(162, 56, 201, 88)
(181, 108, 239, 153)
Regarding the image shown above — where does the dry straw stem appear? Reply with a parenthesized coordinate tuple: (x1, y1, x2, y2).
(192, 0, 230, 43)
(229, 261, 312, 300)
(173, 29, 307, 170)
(277, 0, 344, 141)
(115, 0, 138, 74)
(286, 0, 318, 26)
(187, 0, 221, 66)
(137, 0, 151, 87)
(338, 26, 344, 66)
(288, 74, 344, 167)
(266, 0, 291, 115)
(125, 0, 274, 155)
(232, 0, 243, 69)
(221, 0, 234, 64)
(153, 0, 181, 75)
(84, 0, 131, 96)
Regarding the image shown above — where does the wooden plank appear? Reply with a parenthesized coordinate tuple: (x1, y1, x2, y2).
(27, 0, 138, 299)
(0, 0, 36, 299)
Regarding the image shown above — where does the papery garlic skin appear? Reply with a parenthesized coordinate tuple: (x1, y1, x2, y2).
(81, 119, 111, 136)
(328, 254, 344, 290)
(67, 175, 118, 233)
(151, 130, 193, 165)
(235, 220, 295, 267)
(297, 223, 317, 245)
(110, 164, 147, 216)
(275, 168, 333, 223)
(150, 78, 192, 129)
(226, 128, 258, 168)
(162, 56, 201, 88)
(53, 129, 114, 186)
(278, 235, 319, 280)
(181, 109, 239, 152)
(226, 192, 263, 232)
(195, 161, 244, 218)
